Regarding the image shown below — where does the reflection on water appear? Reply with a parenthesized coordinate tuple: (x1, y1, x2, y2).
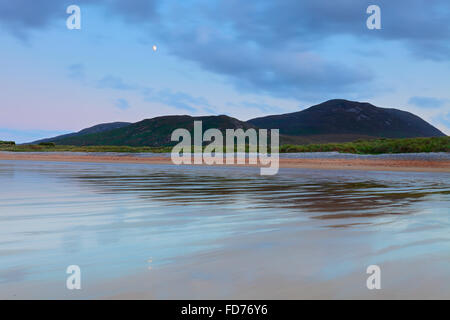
(0, 160, 449, 299)
(71, 168, 448, 219)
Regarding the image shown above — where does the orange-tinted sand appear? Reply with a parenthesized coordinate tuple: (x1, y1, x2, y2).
(1, 152, 449, 172)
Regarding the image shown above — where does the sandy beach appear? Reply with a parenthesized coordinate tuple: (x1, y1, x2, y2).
(0, 152, 449, 172)
(1, 156, 450, 299)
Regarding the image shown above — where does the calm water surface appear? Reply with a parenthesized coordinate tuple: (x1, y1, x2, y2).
(0, 160, 449, 299)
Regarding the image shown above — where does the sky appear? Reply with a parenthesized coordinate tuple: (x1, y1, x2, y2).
(0, 0, 449, 143)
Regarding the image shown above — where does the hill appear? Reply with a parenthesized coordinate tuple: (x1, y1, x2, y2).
(248, 99, 445, 138)
(48, 115, 256, 147)
(30, 122, 131, 144)
(29, 99, 446, 147)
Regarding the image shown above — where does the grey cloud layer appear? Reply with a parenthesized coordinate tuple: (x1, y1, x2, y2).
(97, 75, 137, 90)
(2, 0, 449, 99)
(84, 72, 209, 112)
(0, 0, 157, 37)
(409, 96, 448, 109)
(143, 89, 210, 113)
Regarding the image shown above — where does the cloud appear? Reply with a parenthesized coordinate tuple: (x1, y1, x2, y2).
(114, 98, 130, 110)
(2, 0, 450, 99)
(94, 74, 209, 113)
(231, 101, 285, 114)
(2, 1, 449, 60)
(67, 63, 85, 80)
(97, 75, 136, 90)
(0, 127, 70, 144)
(431, 112, 450, 135)
(144, 89, 210, 112)
(150, 0, 448, 99)
(0, 0, 158, 40)
(0, 0, 63, 39)
(204, 0, 450, 60)
(408, 96, 447, 109)
(438, 112, 450, 128)
(107, 0, 158, 23)
(162, 27, 372, 99)
(443, 114, 450, 125)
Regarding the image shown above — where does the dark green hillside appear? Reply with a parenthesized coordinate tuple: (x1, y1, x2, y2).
(50, 115, 256, 147)
(24, 99, 446, 148)
(248, 99, 445, 138)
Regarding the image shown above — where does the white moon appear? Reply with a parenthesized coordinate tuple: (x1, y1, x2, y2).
(152, 45, 157, 52)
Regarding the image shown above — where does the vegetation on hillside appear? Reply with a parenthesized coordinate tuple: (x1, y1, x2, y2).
(0, 137, 448, 154)
(0, 140, 15, 145)
(249, 99, 445, 138)
(38, 142, 56, 147)
(280, 137, 450, 154)
(45, 115, 257, 147)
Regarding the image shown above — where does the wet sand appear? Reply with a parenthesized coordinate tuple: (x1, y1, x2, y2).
(0, 152, 449, 172)
(1, 160, 449, 299)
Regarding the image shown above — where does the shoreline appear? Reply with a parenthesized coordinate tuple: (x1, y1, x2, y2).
(1, 152, 449, 172)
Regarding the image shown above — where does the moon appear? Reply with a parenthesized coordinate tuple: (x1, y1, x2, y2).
(152, 45, 157, 52)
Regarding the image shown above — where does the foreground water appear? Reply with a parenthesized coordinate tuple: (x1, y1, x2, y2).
(0, 160, 449, 299)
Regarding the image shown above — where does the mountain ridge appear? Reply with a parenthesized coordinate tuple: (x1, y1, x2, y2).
(248, 99, 445, 138)
(30, 122, 131, 144)
(45, 115, 256, 147)
(28, 99, 446, 146)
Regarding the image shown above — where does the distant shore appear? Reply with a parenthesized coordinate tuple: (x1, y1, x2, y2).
(1, 152, 449, 172)
(1, 136, 449, 155)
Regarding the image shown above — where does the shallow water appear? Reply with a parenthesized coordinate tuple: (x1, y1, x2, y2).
(0, 160, 449, 299)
